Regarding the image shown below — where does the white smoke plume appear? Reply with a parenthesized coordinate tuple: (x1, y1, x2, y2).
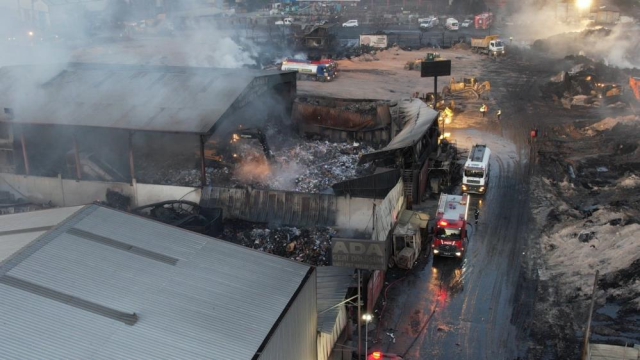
(507, 0, 640, 69)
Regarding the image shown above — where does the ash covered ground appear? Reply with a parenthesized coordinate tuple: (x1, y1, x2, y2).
(219, 219, 334, 266)
(521, 53, 640, 357)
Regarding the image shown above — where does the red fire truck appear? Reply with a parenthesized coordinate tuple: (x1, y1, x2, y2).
(474, 12, 493, 29)
(432, 193, 470, 258)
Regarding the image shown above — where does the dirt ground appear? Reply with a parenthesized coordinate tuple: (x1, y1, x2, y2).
(298, 47, 485, 100)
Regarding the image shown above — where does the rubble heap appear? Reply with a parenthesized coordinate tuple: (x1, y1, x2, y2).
(220, 219, 335, 266)
(205, 140, 374, 193)
(272, 141, 374, 192)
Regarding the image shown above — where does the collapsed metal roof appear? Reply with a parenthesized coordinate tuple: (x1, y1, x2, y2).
(0, 204, 312, 359)
(359, 99, 438, 164)
(0, 63, 294, 134)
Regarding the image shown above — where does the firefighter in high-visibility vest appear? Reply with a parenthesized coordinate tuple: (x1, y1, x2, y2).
(480, 104, 488, 117)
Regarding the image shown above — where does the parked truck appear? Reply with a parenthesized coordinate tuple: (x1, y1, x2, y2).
(474, 12, 493, 29)
(471, 35, 505, 56)
(390, 209, 429, 269)
(445, 18, 459, 31)
(432, 193, 470, 258)
(281, 59, 335, 81)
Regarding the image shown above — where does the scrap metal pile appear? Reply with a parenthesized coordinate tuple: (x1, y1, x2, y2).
(208, 140, 374, 193)
(219, 219, 335, 265)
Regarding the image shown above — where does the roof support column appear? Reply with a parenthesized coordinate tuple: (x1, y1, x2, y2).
(129, 131, 136, 185)
(73, 133, 82, 180)
(199, 135, 207, 187)
(20, 127, 30, 176)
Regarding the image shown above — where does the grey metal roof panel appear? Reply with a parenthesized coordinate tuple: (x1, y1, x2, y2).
(0, 63, 292, 134)
(317, 266, 353, 334)
(0, 206, 83, 263)
(359, 99, 438, 163)
(0, 205, 312, 359)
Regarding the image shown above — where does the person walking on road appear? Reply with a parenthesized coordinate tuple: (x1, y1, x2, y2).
(497, 109, 502, 121)
(480, 104, 488, 118)
(474, 208, 480, 225)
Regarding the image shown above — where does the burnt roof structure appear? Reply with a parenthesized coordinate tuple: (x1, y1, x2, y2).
(359, 99, 439, 164)
(0, 63, 296, 135)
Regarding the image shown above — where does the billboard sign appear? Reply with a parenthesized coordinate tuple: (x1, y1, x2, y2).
(331, 238, 389, 270)
(360, 34, 388, 48)
(421, 59, 452, 77)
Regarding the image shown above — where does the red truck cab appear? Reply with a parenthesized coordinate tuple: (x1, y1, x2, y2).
(432, 193, 469, 258)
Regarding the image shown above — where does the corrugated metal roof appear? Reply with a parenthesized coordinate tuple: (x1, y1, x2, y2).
(317, 266, 353, 334)
(0, 63, 294, 134)
(0, 206, 83, 263)
(0, 205, 312, 359)
(359, 99, 438, 163)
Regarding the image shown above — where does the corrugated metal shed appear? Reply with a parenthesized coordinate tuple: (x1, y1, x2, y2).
(359, 99, 438, 164)
(0, 204, 313, 359)
(317, 266, 353, 334)
(588, 343, 639, 360)
(0, 206, 83, 263)
(0, 63, 294, 134)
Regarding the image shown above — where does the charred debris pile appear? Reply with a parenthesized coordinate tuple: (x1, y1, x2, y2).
(220, 219, 335, 266)
(136, 97, 396, 193)
(544, 55, 640, 109)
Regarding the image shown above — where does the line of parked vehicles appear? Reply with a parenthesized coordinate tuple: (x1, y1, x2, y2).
(419, 12, 494, 31)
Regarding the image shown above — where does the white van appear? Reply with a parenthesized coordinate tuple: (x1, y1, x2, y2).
(419, 17, 438, 29)
(445, 18, 459, 31)
(462, 144, 491, 194)
(342, 20, 359, 27)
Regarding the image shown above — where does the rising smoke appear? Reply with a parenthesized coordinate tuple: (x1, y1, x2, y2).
(507, 0, 640, 69)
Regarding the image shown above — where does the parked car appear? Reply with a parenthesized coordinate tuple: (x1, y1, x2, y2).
(342, 19, 359, 27)
(315, 20, 328, 26)
(275, 17, 293, 26)
(461, 19, 472, 28)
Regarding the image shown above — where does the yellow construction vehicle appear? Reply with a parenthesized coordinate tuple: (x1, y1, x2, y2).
(442, 77, 490, 99)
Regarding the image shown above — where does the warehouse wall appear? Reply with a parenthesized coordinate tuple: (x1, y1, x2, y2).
(201, 186, 381, 231)
(0, 173, 199, 207)
(259, 269, 317, 360)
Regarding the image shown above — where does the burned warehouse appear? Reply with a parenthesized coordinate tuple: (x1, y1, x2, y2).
(0, 63, 296, 187)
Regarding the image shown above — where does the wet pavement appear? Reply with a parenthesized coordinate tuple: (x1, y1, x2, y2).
(369, 129, 532, 360)
(368, 51, 548, 359)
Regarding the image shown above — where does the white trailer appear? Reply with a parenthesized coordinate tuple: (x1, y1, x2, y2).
(462, 144, 491, 194)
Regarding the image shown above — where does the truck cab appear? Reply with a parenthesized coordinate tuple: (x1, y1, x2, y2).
(445, 18, 459, 31)
(390, 210, 429, 269)
(432, 193, 469, 258)
(462, 144, 491, 194)
(488, 40, 505, 55)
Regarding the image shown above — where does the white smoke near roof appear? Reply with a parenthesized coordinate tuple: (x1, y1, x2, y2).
(0, 0, 257, 69)
(508, 0, 640, 69)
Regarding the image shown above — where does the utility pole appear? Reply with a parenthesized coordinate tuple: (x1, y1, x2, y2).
(357, 269, 362, 358)
(581, 270, 599, 360)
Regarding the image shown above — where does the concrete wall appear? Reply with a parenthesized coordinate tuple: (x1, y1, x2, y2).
(0, 173, 199, 207)
(335, 195, 381, 231)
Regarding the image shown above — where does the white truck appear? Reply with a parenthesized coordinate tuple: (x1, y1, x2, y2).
(471, 35, 505, 56)
(445, 18, 459, 30)
(419, 17, 438, 29)
(462, 144, 491, 194)
(281, 60, 334, 82)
